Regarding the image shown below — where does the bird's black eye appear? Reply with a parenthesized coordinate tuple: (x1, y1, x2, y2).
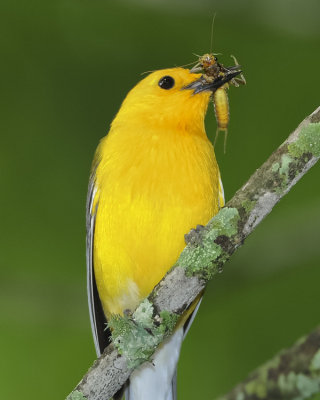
(158, 75, 175, 90)
(214, 56, 218, 61)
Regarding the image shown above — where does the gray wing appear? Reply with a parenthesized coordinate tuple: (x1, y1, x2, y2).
(86, 171, 110, 356)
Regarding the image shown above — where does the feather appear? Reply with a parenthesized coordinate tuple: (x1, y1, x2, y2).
(86, 171, 110, 356)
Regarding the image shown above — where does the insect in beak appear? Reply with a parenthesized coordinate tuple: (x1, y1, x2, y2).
(183, 68, 242, 94)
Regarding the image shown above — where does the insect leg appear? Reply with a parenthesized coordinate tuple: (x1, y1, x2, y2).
(190, 63, 202, 73)
(230, 54, 246, 85)
(234, 77, 246, 85)
(230, 78, 240, 87)
(214, 128, 228, 153)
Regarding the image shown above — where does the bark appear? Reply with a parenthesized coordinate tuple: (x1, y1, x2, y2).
(218, 326, 320, 400)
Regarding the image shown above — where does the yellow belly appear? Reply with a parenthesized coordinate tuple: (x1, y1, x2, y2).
(93, 128, 220, 318)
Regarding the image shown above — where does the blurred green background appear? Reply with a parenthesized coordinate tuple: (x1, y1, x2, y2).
(1, 0, 320, 398)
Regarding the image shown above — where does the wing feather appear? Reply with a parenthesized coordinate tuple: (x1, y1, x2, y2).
(86, 170, 110, 356)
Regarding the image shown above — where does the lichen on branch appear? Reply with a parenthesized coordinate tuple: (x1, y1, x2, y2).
(179, 207, 240, 279)
(218, 326, 320, 400)
(109, 299, 179, 369)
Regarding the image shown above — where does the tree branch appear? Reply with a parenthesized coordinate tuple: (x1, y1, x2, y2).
(217, 326, 320, 400)
(67, 107, 320, 400)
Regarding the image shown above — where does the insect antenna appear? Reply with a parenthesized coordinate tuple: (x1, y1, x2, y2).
(140, 69, 156, 75)
(210, 13, 217, 54)
(175, 60, 199, 68)
(141, 59, 199, 75)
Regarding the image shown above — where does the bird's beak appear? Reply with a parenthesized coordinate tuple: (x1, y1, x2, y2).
(183, 68, 242, 94)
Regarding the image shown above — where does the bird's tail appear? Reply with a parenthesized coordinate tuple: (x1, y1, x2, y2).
(124, 327, 183, 400)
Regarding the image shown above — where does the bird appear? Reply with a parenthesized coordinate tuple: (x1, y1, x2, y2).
(86, 66, 239, 399)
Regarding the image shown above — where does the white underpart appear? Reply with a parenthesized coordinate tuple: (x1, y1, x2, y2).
(125, 327, 184, 400)
(108, 280, 140, 314)
(218, 174, 225, 208)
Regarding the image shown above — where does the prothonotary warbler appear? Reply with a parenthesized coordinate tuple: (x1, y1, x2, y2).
(86, 67, 241, 400)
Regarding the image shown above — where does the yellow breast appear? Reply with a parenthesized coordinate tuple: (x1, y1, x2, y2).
(92, 125, 220, 318)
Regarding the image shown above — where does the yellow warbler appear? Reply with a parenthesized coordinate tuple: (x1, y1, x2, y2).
(87, 67, 239, 400)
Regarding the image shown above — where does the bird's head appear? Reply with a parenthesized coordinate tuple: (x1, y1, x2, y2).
(111, 67, 239, 135)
